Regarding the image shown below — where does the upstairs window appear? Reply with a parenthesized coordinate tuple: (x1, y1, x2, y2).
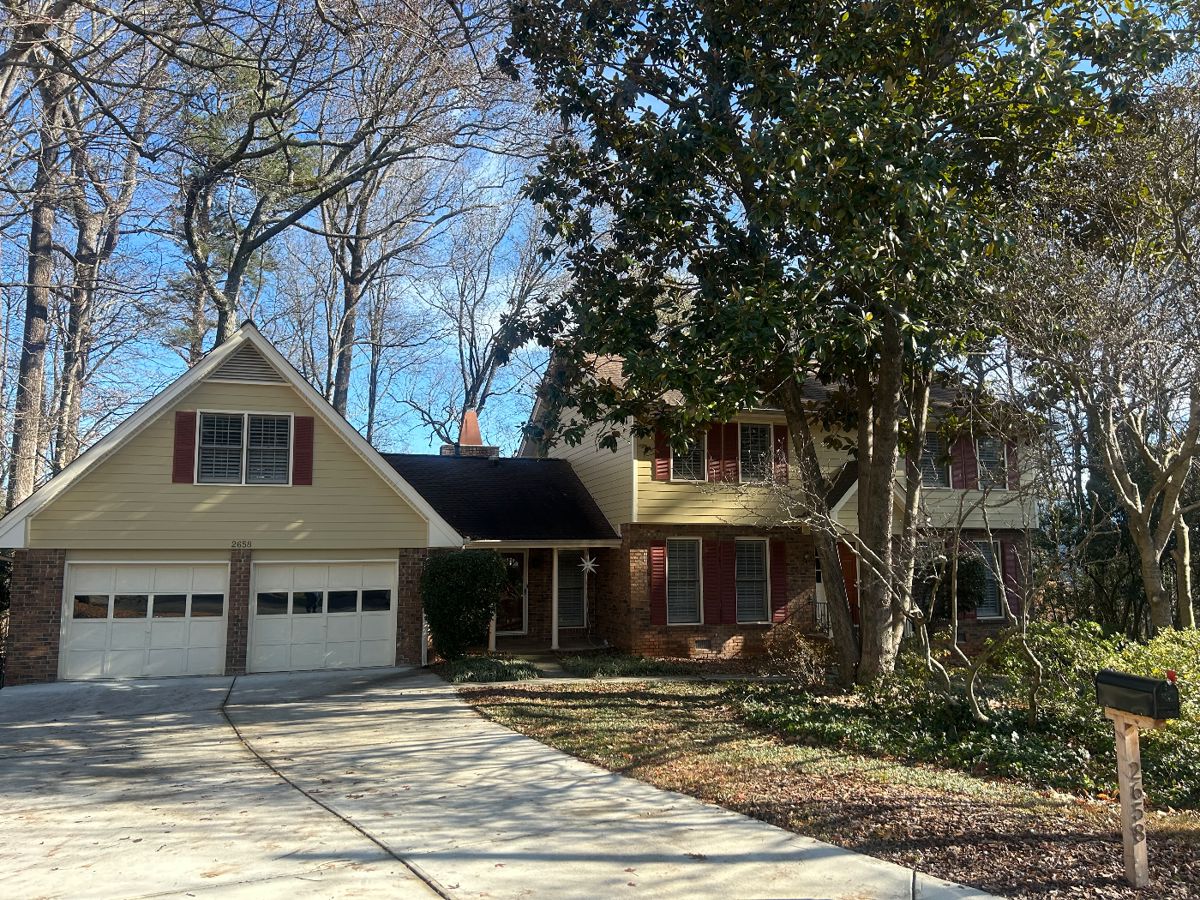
(739, 423, 772, 483)
(920, 434, 950, 488)
(198, 412, 291, 485)
(976, 437, 1007, 491)
(671, 436, 706, 482)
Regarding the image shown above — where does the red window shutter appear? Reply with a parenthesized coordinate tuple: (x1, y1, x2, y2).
(172, 411, 196, 483)
(838, 541, 860, 625)
(1005, 442, 1019, 490)
(950, 437, 978, 490)
(1001, 539, 1021, 613)
(653, 429, 670, 481)
(292, 416, 314, 485)
(702, 540, 722, 625)
(773, 424, 789, 483)
(719, 540, 737, 624)
(770, 539, 789, 622)
(649, 542, 667, 626)
(722, 422, 739, 482)
(706, 424, 724, 482)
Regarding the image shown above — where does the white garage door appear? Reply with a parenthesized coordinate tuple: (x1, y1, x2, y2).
(62, 563, 228, 679)
(249, 561, 397, 673)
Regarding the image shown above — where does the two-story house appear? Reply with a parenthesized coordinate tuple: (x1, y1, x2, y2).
(0, 326, 1029, 685)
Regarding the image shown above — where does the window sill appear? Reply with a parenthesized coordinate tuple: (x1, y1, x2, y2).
(665, 621, 703, 627)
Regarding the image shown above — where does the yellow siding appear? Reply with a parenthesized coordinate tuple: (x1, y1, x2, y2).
(634, 414, 793, 526)
(30, 380, 429, 550)
(547, 421, 634, 530)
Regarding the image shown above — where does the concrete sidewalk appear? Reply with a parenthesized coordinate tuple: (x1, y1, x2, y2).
(0, 668, 995, 899)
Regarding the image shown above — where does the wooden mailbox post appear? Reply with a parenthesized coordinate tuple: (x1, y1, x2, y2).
(1095, 669, 1181, 889)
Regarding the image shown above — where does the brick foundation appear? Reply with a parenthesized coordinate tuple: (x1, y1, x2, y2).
(5, 548, 67, 685)
(223, 549, 252, 675)
(593, 524, 819, 659)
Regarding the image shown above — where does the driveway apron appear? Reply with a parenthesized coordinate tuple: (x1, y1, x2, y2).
(224, 669, 993, 900)
(0, 674, 434, 899)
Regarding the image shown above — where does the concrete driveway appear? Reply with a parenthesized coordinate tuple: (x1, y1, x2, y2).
(0, 668, 991, 899)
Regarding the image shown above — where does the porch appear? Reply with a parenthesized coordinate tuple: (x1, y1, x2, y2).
(475, 542, 622, 652)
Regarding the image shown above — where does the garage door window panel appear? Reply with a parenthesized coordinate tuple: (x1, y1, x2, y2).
(362, 589, 392, 611)
(191, 593, 225, 616)
(152, 594, 187, 617)
(293, 590, 324, 614)
(114, 594, 149, 617)
(73, 595, 109, 618)
(328, 590, 358, 613)
(257, 591, 288, 615)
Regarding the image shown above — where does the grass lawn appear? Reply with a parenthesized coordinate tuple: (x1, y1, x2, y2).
(463, 680, 1200, 899)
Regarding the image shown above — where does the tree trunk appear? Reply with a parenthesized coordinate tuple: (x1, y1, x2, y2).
(8, 81, 64, 508)
(780, 378, 859, 685)
(1176, 521, 1195, 629)
(1131, 524, 1173, 634)
(53, 216, 99, 473)
(855, 316, 905, 683)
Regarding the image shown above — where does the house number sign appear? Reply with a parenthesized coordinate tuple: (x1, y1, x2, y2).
(231, 539, 252, 549)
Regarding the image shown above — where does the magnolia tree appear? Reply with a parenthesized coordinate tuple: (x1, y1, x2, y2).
(508, 0, 1185, 682)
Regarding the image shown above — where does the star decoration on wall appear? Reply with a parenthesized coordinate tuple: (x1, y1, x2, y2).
(579, 554, 598, 575)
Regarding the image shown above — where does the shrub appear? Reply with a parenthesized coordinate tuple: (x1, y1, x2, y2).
(421, 550, 507, 661)
(761, 624, 833, 683)
(437, 655, 540, 683)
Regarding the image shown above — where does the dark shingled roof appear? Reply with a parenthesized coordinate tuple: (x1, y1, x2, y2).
(381, 453, 619, 543)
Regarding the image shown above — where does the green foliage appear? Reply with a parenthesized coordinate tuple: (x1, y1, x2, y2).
(421, 551, 508, 661)
(436, 655, 541, 684)
(508, 0, 1187, 441)
(558, 653, 698, 678)
(738, 624, 1200, 807)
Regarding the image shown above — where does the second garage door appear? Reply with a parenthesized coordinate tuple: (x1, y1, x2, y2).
(249, 561, 398, 673)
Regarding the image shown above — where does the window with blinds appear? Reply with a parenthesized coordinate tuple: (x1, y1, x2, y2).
(247, 415, 290, 484)
(920, 434, 950, 487)
(666, 539, 701, 624)
(735, 540, 769, 623)
(671, 438, 705, 481)
(198, 413, 244, 483)
(974, 541, 1002, 617)
(197, 412, 291, 485)
(977, 437, 1007, 490)
(739, 423, 772, 482)
(557, 550, 587, 628)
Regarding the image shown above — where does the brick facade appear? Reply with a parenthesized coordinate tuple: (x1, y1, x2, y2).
(4, 548, 67, 685)
(593, 524, 818, 659)
(396, 547, 428, 664)
(223, 549, 252, 675)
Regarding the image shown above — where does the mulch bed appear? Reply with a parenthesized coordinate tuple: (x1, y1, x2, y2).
(464, 682, 1200, 899)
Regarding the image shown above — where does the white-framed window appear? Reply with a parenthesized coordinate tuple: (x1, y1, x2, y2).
(665, 538, 702, 624)
(198, 411, 291, 485)
(670, 436, 706, 482)
(739, 423, 772, 483)
(735, 539, 769, 623)
(976, 437, 1007, 491)
(973, 541, 1003, 618)
(920, 434, 950, 488)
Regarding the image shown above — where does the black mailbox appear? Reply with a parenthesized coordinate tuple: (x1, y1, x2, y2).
(1095, 669, 1180, 720)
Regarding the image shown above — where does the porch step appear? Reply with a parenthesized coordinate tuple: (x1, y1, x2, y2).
(509, 652, 573, 679)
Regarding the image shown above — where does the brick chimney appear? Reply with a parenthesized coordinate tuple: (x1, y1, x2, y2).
(440, 408, 500, 458)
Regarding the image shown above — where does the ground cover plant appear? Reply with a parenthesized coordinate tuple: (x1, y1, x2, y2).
(464, 680, 1200, 898)
(738, 624, 1200, 808)
(434, 655, 540, 684)
(559, 653, 731, 678)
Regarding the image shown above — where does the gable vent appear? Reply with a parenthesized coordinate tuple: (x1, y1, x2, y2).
(211, 343, 285, 383)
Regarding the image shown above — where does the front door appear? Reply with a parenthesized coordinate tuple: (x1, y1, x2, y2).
(496, 551, 527, 634)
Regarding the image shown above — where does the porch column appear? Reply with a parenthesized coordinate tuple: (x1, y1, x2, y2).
(551, 549, 560, 650)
